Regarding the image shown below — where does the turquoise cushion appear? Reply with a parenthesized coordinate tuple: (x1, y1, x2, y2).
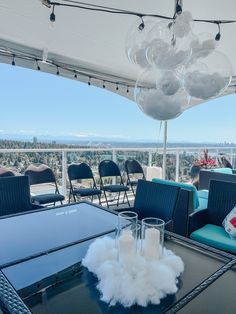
(152, 178, 199, 209)
(197, 190, 209, 199)
(191, 224, 236, 253)
(196, 197, 208, 211)
(211, 168, 233, 174)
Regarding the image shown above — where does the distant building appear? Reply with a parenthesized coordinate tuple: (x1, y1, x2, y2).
(52, 140, 56, 145)
(33, 136, 37, 144)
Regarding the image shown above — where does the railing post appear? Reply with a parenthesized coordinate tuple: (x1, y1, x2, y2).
(112, 149, 117, 184)
(62, 151, 67, 198)
(230, 148, 233, 165)
(175, 150, 180, 182)
(148, 151, 152, 167)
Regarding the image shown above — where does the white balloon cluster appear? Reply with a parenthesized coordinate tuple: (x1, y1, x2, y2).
(126, 12, 233, 121)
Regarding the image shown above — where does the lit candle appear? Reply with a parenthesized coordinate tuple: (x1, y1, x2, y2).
(118, 229, 135, 264)
(143, 228, 160, 260)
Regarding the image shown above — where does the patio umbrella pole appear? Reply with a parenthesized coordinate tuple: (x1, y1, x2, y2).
(162, 120, 168, 180)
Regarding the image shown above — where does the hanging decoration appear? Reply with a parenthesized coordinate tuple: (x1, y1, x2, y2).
(126, 9, 233, 121)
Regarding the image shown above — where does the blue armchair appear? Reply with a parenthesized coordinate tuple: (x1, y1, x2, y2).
(121, 179, 181, 234)
(0, 176, 44, 217)
(189, 180, 236, 253)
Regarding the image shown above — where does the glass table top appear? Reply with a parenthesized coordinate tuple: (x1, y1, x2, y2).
(0, 202, 235, 314)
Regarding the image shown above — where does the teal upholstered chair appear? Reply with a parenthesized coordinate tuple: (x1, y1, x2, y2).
(189, 180, 236, 253)
(152, 178, 207, 212)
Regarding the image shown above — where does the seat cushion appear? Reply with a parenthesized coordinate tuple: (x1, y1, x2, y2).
(73, 188, 102, 197)
(211, 168, 233, 174)
(152, 178, 199, 209)
(190, 224, 236, 253)
(103, 184, 129, 192)
(197, 189, 209, 199)
(32, 193, 65, 205)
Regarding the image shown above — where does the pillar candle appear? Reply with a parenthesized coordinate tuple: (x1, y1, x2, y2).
(143, 227, 160, 260)
(118, 229, 135, 264)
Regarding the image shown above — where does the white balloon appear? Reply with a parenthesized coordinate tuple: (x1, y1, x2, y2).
(125, 17, 157, 67)
(172, 11, 193, 38)
(146, 20, 192, 69)
(184, 50, 233, 99)
(190, 33, 217, 60)
(157, 71, 182, 96)
(134, 69, 189, 121)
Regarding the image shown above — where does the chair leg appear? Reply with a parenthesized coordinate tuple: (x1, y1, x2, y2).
(91, 195, 94, 203)
(73, 192, 76, 202)
(98, 194, 101, 205)
(125, 191, 130, 207)
(117, 192, 120, 207)
(103, 191, 109, 207)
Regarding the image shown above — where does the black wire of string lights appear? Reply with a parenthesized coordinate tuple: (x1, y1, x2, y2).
(46, 0, 236, 24)
(44, 0, 236, 42)
(0, 49, 133, 93)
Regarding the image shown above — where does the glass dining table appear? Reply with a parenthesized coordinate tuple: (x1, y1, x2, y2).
(0, 202, 235, 314)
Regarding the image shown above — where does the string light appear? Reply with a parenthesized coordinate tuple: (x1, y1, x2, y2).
(44, 1, 236, 27)
(36, 59, 41, 70)
(138, 15, 145, 30)
(2, 50, 137, 90)
(215, 22, 221, 41)
(126, 86, 129, 93)
(12, 54, 15, 66)
(50, 4, 56, 24)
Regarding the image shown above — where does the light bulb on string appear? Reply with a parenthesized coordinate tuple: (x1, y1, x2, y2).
(49, 5, 56, 29)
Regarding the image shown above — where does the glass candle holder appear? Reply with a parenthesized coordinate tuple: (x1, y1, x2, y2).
(117, 222, 140, 265)
(117, 211, 138, 230)
(141, 217, 165, 260)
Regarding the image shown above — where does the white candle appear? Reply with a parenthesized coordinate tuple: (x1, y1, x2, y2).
(143, 228, 160, 260)
(118, 229, 135, 264)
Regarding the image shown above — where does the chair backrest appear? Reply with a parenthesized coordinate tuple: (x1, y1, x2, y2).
(134, 179, 180, 223)
(68, 163, 94, 181)
(0, 176, 32, 216)
(0, 166, 15, 178)
(207, 180, 236, 226)
(25, 164, 56, 185)
(199, 169, 236, 190)
(98, 160, 121, 178)
(125, 159, 145, 176)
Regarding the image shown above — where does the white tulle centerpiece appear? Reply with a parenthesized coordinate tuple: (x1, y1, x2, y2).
(82, 236, 184, 308)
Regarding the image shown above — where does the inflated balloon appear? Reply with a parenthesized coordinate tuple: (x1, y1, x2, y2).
(190, 32, 217, 60)
(136, 88, 189, 121)
(172, 11, 193, 38)
(184, 50, 233, 99)
(157, 71, 182, 96)
(146, 20, 192, 69)
(125, 17, 157, 68)
(134, 69, 189, 121)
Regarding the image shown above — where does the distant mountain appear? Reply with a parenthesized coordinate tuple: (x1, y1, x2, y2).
(0, 132, 235, 148)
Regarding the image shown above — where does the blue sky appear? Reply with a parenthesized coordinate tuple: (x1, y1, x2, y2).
(0, 63, 235, 143)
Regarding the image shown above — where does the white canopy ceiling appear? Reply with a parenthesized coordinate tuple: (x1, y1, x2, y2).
(0, 0, 235, 103)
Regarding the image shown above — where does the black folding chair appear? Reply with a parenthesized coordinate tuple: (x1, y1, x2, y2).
(68, 163, 101, 204)
(125, 159, 146, 196)
(0, 166, 15, 177)
(25, 164, 64, 206)
(98, 160, 130, 208)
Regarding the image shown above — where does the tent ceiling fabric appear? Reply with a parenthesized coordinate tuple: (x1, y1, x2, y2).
(0, 0, 235, 103)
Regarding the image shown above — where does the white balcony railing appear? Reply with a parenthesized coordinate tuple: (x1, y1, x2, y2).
(0, 146, 235, 197)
